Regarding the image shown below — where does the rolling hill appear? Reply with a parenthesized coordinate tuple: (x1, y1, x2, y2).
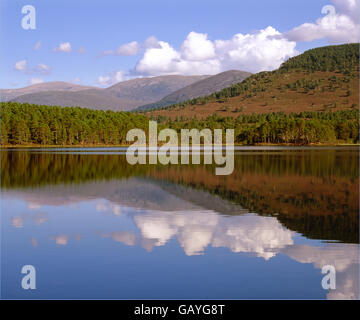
(7, 75, 209, 111)
(0, 81, 94, 101)
(146, 43, 359, 120)
(136, 70, 251, 111)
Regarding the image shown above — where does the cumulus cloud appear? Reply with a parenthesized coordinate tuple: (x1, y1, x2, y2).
(97, 70, 124, 86)
(117, 41, 141, 55)
(133, 211, 293, 258)
(53, 42, 72, 52)
(14, 60, 51, 75)
(283, 243, 359, 300)
(101, 41, 141, 56)
(33, 40, 42, 51)
(101, 36, 160, 57)
(127, 2, 359, 76)
(111, 231, 138, 246)
(285, 0, 359, 43)
(215, 26, 297, 73)
(144, 36, 161, 49)
(181, 32, 216, 61)
(14, 59, 27, 71)
(29, 77, 44, 85)
(135, 28, 297, 75)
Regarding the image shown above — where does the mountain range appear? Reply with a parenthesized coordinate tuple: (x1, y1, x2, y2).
(1, 71, 249, 111)
(135, 70, 251, 111)
(0, 81, 93, 101)
(1, 75, 211, 111)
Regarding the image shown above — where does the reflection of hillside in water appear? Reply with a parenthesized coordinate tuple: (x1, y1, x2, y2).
(4, 178, 247, 215)
(1, 147, 358, 243)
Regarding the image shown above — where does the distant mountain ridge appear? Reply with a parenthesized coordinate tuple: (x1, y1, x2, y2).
(4, 75, 209, 111)
(0, 81, 94, 101)
(136, 70, 252, 111)
(104, 75, 209, 108)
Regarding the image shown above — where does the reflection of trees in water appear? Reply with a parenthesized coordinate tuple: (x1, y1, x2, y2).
(1, 151, 147, 188)
(1, 149, 358, 242)
(149, 165, 358, 243)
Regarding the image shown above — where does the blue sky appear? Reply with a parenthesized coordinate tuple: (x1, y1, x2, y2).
(0, 0, 358, 88)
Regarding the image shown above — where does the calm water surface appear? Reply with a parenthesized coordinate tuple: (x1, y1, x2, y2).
(1, 147, 359, 299)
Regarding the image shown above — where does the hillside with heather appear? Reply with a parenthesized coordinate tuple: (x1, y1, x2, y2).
(146, 44, 359, 119)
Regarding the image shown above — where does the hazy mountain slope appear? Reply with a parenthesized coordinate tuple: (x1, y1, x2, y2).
(137, 70, 251, 111)
(105, 75, 209, 105)
(0, 81, 94, 101)
(11, 89, 134, 111)
(9, 75, 209, 110)
(147, 43, 359, 119)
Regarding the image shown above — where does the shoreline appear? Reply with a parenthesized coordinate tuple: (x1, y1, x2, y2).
(1, 143, 359, 148)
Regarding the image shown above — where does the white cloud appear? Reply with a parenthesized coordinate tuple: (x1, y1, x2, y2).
(97, 70, 124, 86)
(29, 77, 44, 85)
(134, 211, 293, 258)
(332, 0, 359, 21)
(116, 41, 141, 55)
(215, 26, 297, 73)
(14, 60, 51, 75)
(34, 40, 42, 51)
(14, 59, 27, 71)
(53, 42, 72, 52)
(35, 63, 51, 75)
(101, 41, 141, 56)
(285, 0, 360, 43)
(135, 28, 297, 75)
(144, 36, 161, 49)
(181, 32, 216, 61)
(283, 243, 359, 300)
(111, 231, 137, 246)
(101, 37, 161, 57)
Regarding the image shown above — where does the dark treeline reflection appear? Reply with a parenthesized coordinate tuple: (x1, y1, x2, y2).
(1, 148, 358, 242)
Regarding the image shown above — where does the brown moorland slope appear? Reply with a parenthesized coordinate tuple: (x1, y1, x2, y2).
(146, 44, 359, 120)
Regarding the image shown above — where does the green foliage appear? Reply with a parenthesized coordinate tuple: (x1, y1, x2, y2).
(1, 102, 149, 145)
(1, 102, 359, 146)
(279, 43, 359, 73)
(165, 109, 359, 145)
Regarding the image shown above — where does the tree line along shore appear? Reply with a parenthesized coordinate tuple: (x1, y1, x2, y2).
(0, 102, 358, 146)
